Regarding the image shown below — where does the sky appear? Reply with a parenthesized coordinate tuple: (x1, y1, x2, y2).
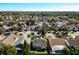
(0, 3, 79, 11)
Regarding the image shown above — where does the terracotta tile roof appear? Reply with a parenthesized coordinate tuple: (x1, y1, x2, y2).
(48, 38, 66, 46)
(2, 33, 16, 45)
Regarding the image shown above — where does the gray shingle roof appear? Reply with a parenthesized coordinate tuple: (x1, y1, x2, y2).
(32, 38, 47, 49)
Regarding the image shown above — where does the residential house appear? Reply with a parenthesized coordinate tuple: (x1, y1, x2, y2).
(48, 37, 67, 55)
(13, 37, 31, 53)
(2, 33, 17, 45)
(68, 35, 79, 47)
(0, 22, 3, 27)
(31, 37, 47, 51)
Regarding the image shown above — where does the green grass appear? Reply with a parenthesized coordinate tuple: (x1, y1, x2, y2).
(30, 50, 48, 55)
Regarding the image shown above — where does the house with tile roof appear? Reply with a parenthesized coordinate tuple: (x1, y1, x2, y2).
(47, 37, 68, 54)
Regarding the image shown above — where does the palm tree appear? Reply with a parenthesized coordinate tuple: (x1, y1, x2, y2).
(22, 40, 30, 55)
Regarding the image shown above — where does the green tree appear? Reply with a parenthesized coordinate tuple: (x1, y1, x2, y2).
(13, 24, 20, 31)
(25, 19, 35, 25)
(0, 45, 4, 54)
(69, 19, 79, 25)
(0, 27, 4, 35)
(62, 47, 70, 55)
(22, 40, 30, 55)
(40, 25, 46, 37)
(63, 46, 79, 55)
(3, 45, 17, 55)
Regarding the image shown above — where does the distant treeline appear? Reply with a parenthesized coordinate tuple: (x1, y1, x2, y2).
(0, 11, 79, 19)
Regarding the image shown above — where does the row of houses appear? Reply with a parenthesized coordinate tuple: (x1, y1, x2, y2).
(46, 32, 79, 55)
(0, 29, 79, 55)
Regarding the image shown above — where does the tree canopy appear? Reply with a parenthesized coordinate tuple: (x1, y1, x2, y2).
(63, 46, 79, 55)
(22, 40, 30, 55)
(3, 45, 17, 55)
